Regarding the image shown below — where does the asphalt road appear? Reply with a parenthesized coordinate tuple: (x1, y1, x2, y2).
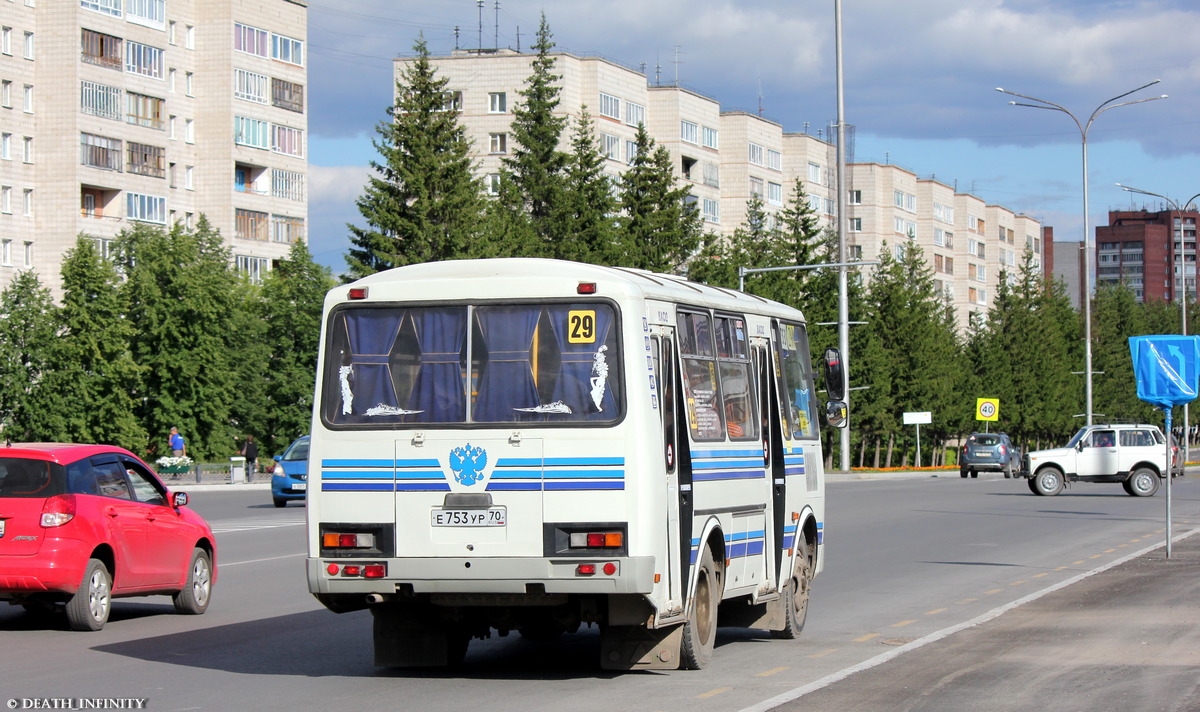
(2, 474, 1198, 712)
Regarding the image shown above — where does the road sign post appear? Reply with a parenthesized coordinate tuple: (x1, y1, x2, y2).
(903, 411, 932, 467)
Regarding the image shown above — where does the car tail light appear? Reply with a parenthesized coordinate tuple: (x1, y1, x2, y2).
(41, 494, 76, 527)
(569, 531, 623, 548)
(998, 445, 1007, 456)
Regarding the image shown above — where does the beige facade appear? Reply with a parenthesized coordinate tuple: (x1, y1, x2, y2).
(404, 49, 1042, 331)
(0, 0, 307, 298)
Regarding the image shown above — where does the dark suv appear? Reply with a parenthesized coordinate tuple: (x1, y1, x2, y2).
(959, 432, 1020, 479)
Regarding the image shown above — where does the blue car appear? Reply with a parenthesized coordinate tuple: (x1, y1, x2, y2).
(271, 435, 309, 507)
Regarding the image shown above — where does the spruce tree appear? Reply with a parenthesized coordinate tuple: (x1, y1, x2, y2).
(501, 14, 570, 256)
(346, 35, 485, 278)
(0, 270, 57, 440)
(616, 124, 702, 273)
(560, 107, 617, 263)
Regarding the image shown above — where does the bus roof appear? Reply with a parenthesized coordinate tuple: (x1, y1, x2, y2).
(336, 258, 808, 323)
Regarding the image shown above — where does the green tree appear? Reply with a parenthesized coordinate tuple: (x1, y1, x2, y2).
(560, 107, 617, 262)
(0, 270, 57, 440)
(117, 219, 241, 460)
(258, 239, 335, 456)
(346, 35, 485, 279)
(1092, 283, 1159, 424)
(615, 124, 703, 273)
(499, 14, 570, 255)
(24, 238, 145, 449)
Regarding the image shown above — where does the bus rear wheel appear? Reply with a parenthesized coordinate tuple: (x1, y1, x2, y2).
(680, 545, 723, 669)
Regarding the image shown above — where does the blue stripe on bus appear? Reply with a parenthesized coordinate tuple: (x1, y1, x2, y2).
(394, 482, 451, 492)
(322, 459, 401, 468)
(693, 470, 764, 481)
(321, 482, 393, 491)
(485, 482, 541, 491)
(693, 449, 764, 459)
(321, 471, 395, 479)
(488, 470, 542, 479)
(542, 470, 625, 478)
(726, 529, 766, 542)
(690, 459, 765, 470)
(544, 481, 625, 491)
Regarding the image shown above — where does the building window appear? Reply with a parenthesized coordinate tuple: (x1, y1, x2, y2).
(749, 176, 764, 198)
(22, 189, 31, 216)
(271, 78, 304, 112)
(80, 132, 122, 171)
(767, 149, 782, 171)
(0, 238, 9, 265)
(23, 31, 33, 60)
(271, 214, 305, 243)
(235, 208, 269, 240)
(271, 168, 304, 201)
(21, 84, 31, 113)
(599, 93, 619, 120)
(126, 92, 165, 129)
(625, 101, 645, 127)
(934, 202, 954, 223)
(168, 20, 176, 44)
(185, 118, 194, 143)
(271, 124, 304, 157)
(185, 165, 194, 190)
(1, 133, 9, 160)
(848, 189, 862, 204)
(702, 198, 719, 223)
(235, 116, 268, 149)
(0, 186, 9, 213)
(235, 69, 269, 103)
(81, 29, 122, 70)
(126, 142, 165, 178)
(125, 41, 164, 79)
(702, 126, 718, 150)
(125, 0, 165, 29)
(186, 25, 194, 50)
(849, 217, 862, 232)
(488, 132, 506, 154)
(271, 32, 303, 66)
(23, 241, 32, 269)
(235, 255, 271, 283)
(486, 173, 500, 196)
(767, 181, 783, 206)
(126, 192, 166, 223)
(82, 0, 122, 16)
(601, 133, 620, 160)
(21, 136, 31, 163)
(235, 23, 268, 57)
(681, 121, 699, 145)
(747, 142, 764, 166)
(440, 91, 463, 112)
(185, 71, 193, 97)
(486, 91, 506, 113)
(625, 140, 638, 164)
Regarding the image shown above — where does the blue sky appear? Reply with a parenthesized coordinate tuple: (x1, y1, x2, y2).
(304, 0, 1200, 274)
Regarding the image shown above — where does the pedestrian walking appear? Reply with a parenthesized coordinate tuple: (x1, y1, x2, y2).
(169, 427, 186, 457)
(240, 435, 259, 483)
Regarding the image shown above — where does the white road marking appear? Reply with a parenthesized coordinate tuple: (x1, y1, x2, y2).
(738, 527, 1200, 712)
(209, 516, 306, 534)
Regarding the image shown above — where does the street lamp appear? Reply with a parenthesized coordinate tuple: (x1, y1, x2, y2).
(996, 82, 1167, 426)
(1115, 183, 1200, 455)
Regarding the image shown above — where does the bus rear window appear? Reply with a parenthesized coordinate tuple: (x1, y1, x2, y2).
(323, 303, 621, 426)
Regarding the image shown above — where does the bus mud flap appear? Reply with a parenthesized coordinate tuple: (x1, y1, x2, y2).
(600, 623, 684, 670)
(372, 605, 455, 668)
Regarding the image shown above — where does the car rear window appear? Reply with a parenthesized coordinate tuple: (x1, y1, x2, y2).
(0, 458, 67, 498)
(971, 435, 1000, 446)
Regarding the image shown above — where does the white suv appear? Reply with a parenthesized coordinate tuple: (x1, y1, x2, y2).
(1021, 423, 1178, 497)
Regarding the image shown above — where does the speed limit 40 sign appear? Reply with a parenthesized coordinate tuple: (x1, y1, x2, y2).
(976, 398, 999, 421)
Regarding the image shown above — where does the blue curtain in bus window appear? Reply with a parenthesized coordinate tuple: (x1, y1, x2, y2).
(473, 307, 540, 421)
(548, 305, 616, 419)
(345, 310, 403, 417)
(410, 308, 467, 422)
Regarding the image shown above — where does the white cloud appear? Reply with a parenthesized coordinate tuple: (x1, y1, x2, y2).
(309, 165, 373, 205)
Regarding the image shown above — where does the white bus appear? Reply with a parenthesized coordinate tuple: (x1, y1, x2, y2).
(305, 258, 847, 670)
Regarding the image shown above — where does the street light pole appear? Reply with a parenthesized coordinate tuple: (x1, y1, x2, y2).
(1115, 184, 1200, 457)
(996, 82, 1167, 426)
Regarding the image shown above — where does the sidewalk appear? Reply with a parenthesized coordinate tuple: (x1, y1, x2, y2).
(764, 528, 1200, 712)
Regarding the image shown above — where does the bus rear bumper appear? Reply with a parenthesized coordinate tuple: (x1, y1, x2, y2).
(307, 555, 657, 597)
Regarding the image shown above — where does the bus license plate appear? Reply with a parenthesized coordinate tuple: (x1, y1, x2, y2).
(431, 508, 507, 527)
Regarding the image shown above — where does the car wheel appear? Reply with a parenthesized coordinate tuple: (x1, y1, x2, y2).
(1127, 467, 1160, 497)
(1003, 463, 1013, 479)
(66, 558, 111, 631)
(1027, 477, 1039, 495)
(273, 498, 286, 508)
(970, 470, 979, 478)
(959, 468, 968, 479)
(679, 544, 723, 669)
(770, 539, 811, 640)
(173, 547, 213, 615)
(1033, 467, 1064, 496)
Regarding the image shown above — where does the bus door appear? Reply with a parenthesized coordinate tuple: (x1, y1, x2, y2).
(651, 331, 684, 609)
(754, 340, 787, 588)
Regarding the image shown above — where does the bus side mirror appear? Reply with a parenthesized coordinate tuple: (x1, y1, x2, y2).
(823, 348, 846, 402)
(824, 400, 848, 428)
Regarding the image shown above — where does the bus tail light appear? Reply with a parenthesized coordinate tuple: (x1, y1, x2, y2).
(575, 562, 618, 577)
(569, 531, 623, 548)
(322, 532, 377, 549)
(348, 287, 368, 299)
(325, 562, 387, 578)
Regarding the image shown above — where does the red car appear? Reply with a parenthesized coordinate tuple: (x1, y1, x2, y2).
(0, 443, 217, 630)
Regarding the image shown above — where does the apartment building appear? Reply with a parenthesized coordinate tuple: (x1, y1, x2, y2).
(1095, 209, 1199, 303)
(407, 49, 1042, 331)
(0, 0, 308, 298)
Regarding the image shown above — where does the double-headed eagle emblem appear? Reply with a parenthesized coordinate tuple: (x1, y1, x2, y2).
(449, 443, 488, 486)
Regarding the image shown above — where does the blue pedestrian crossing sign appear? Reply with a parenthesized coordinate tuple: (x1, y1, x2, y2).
(1128, 335, 1200, 408)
